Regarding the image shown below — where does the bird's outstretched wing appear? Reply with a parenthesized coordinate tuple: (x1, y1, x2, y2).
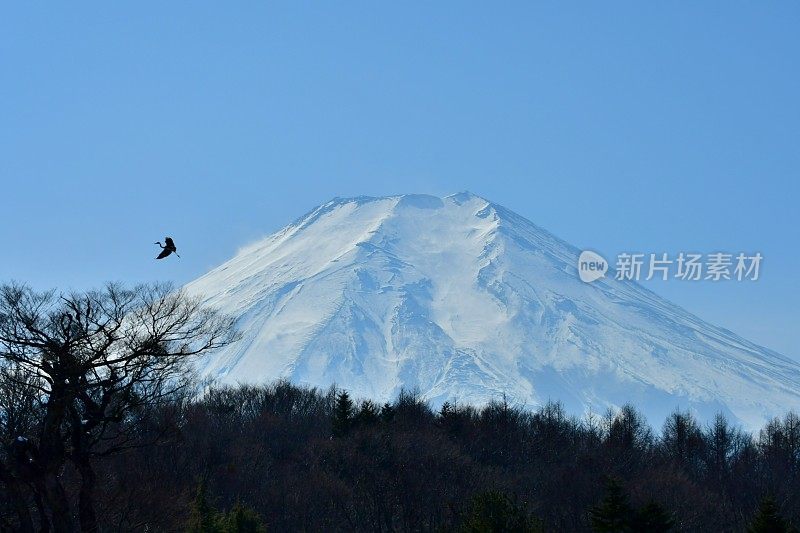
(156, 248, 173, 259)
(165, 237, 175, 248)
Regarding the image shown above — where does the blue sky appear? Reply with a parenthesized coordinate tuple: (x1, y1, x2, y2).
(1, 3, 798, 357)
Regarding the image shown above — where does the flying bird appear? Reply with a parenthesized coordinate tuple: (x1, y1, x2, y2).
(155, 237, 180, 259)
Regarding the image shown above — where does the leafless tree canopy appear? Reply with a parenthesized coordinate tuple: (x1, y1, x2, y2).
(0, 282, 234, 383)
(0, 282, 237, 533)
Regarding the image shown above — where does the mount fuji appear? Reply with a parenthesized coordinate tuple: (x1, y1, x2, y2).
(184, 192, 800, 430)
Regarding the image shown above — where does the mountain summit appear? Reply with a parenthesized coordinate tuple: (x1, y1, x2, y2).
(185, 193, 800, 429)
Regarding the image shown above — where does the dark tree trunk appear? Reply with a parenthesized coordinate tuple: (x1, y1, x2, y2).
(33, 490, 51, 533)
(0, 463, 35, 533)
(68, 400, 99, 533)
(76, 457, 99, 533)
(38, 384, 74, 532)
(40, 475, 72, 533)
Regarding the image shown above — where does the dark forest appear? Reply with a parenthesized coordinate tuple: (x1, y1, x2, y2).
(1, 284, 798, 532)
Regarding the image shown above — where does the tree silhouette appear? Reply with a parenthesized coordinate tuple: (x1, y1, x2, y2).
(0, 282, 237, 532)
(747, 496, 795, 533)
(461, 491, 542, 533)
(188, 482, 267, 533)
(590, 478, 635, 532)
(188, 480, 221, 533)
(332, 390, 354, 437)
(221, 502, 267, 533)
(633, 501, 675, 532)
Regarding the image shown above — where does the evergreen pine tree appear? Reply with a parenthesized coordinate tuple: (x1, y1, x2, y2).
(220, 501, 268, 533)
(633, 501, 675, 532)
(187, 481, 223, 533)
(354, 399, 380, 427)
(332, 390, 355, 436)
(589, 478, 635, 532)
(380, 402, 396, 423)
(440, 401, 453, 418)
(747, 496, 795, 533)
(461, 491, 543, 533)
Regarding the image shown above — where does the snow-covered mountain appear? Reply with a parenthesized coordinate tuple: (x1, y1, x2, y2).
(185, 192, 800, 430)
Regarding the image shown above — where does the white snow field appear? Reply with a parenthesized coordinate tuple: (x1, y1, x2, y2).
(185, 192, 800, 430)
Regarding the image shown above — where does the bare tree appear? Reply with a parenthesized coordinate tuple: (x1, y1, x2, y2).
(0, 282, 237, 532)
(0, 366, 43, 532)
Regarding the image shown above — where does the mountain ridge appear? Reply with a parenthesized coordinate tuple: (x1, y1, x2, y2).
(185, 192, 800, 429)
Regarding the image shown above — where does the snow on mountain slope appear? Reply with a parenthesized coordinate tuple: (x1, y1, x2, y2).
(184, 192, 800, 430)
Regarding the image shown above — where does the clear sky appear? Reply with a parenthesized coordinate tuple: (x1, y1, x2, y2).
(1, 3, 798, 358)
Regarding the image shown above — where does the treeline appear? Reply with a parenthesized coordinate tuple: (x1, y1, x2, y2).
(70, 383, 800, 531)
(1, 283, 799, 531)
